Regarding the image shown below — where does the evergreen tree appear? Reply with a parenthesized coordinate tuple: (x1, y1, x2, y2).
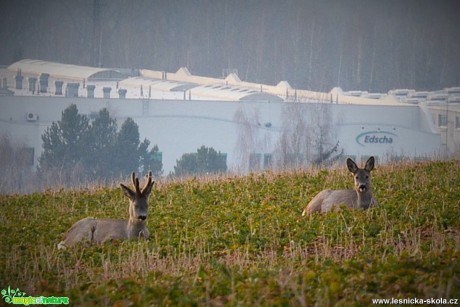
(39, 106, 162, 186)
(38, 104, 90, 184)
(113, 117, 142, 177)
(139, 141, 163, 177)
(150, 145, 163, 177)
(173, 145, 227, 177)
(84, 108, 118, 180)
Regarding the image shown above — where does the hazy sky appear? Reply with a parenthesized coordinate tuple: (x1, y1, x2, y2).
(1, 0, 459, 91)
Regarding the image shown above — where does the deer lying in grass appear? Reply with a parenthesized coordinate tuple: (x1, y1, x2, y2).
(302, 157, 378, 216)
(57, 172, 154, 249)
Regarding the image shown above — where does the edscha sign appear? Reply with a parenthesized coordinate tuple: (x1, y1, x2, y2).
(356, 131, 397, 147)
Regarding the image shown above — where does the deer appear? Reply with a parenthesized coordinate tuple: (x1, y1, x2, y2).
(57, 171, 154, 249)
(302, 156, 378, 216)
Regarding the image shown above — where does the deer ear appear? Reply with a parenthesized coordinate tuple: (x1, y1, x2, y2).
(120, 183, 136, 200)
(346, 158, 358, 174)
(365, 156, 375, 172)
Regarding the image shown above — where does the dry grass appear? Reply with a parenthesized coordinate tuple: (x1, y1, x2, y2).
(0, 159, 459, 305)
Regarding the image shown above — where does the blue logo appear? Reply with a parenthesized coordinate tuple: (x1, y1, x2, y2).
(356, 131, 397, 147)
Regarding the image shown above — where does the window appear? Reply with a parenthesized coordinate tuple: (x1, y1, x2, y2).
(249, 153, 262, 171)
(23, 147, 35, 166)
(456, 116, 460, 129)
(263, 154, 272, 169)
(249, 153, 272, 171)
(389, 155, 404, 163)
(438, 114, 448, 127)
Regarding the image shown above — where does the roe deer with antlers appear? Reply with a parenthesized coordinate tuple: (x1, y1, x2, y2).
(302, 157, 378, 216)
(57, 171, 154, 249)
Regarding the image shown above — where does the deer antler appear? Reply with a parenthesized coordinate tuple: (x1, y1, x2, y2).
(141, 171, 153, 194)
(131, 172, 141, 195)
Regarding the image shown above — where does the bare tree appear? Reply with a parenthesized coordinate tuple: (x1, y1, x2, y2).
(308, 103, 343, 165)
(273, 103, 311, 169)
(233, 108, 271, 173)
(0, 134, 35, 194)
(273, 103, 342, 170)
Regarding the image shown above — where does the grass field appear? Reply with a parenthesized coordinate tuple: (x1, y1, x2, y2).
(1, 160, 459, 306)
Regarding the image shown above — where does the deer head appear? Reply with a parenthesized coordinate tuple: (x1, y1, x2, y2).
(120, 171, 154, 223)
(347, 156, 375, 193)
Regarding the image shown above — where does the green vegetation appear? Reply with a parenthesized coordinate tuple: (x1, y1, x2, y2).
(173, 145, 227, 177)
(0, 160, 459, 306)
(39, 104, 163, 187)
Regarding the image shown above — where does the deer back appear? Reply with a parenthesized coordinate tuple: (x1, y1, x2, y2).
(58, 172, 154, 249)
(303, 189, 358, 215)
(302, 157, 377, 216)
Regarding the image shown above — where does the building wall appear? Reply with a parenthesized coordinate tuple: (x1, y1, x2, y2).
(427, 104, 460, 154)
(0, 96, 442, 174)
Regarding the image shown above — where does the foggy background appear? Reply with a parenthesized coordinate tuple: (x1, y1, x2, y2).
(1, 0, 459, 93)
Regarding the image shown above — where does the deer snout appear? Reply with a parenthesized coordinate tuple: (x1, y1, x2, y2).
(138, 215, 147, 221)
(358, 184, 367, 192)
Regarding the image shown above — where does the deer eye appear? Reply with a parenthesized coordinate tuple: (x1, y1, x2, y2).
(366, 175, 369, 179)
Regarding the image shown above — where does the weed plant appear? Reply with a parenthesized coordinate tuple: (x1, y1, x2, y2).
(0, 160, 459, 306)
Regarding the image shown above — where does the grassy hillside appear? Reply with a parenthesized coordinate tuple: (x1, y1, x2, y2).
(0, 160, 459, 306)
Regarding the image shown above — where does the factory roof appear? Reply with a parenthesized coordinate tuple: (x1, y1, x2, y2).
(8, 59, 126, 81)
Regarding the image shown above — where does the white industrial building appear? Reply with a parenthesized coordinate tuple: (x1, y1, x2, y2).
(1, 59, 457, 174)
